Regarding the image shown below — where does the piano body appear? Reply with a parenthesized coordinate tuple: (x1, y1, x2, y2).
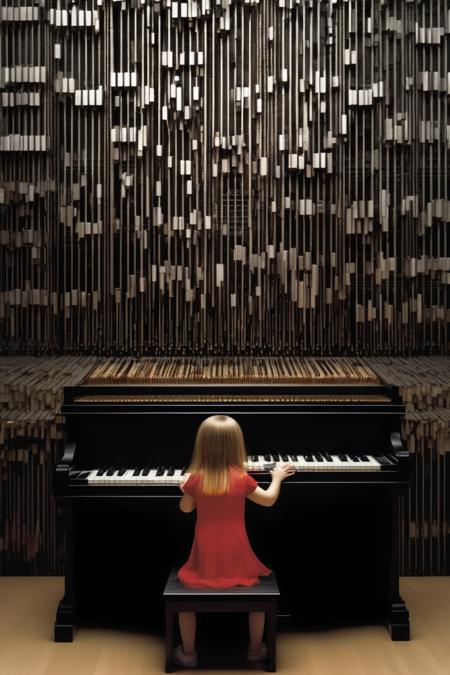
(53, 358, 410, 642)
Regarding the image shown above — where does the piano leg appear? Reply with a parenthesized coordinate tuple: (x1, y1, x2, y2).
(387, 489, 410, 641)
(388, 597, 410, 641)
(54, 506, 77, 642)
(55, 595, 77, 642)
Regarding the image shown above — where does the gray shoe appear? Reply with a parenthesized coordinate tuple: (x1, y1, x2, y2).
(246, 642, 268, 662)
(173, 644, 198, 668)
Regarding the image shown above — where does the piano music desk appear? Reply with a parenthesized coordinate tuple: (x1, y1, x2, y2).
(163, 567, 279, 672)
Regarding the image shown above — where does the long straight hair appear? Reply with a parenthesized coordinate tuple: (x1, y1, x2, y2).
(188, 415, 247, 495)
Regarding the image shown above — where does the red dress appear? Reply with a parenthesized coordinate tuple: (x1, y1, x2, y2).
(177, 467, 271, 588)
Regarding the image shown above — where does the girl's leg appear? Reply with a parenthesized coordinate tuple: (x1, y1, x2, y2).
(248, 611, 265, 651)
(178, 611, 196, 655)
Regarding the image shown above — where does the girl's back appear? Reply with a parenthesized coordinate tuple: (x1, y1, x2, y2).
(178, 466, 271, 588)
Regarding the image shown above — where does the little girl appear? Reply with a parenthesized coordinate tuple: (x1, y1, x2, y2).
(173, 414, 294, 668)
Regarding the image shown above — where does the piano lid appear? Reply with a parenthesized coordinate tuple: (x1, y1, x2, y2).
(62, 357, 404, 413)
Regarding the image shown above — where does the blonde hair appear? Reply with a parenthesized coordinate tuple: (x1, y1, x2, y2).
(188, 415, 247, 495)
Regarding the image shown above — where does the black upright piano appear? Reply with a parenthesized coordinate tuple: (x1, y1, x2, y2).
(53, 357, 410, 642)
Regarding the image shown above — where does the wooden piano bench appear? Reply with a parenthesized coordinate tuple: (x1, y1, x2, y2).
(163, 567, 279, 672)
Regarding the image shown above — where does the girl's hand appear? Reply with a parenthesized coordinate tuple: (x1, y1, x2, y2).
(270, 463, 295, 482)
(179, 473, 191, 493)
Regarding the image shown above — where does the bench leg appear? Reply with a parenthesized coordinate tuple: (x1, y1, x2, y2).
(165, 604, 174, 673)
(265, 602, 277, 672)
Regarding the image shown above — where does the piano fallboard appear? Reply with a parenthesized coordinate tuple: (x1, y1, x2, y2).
(58, 478, 408, 501)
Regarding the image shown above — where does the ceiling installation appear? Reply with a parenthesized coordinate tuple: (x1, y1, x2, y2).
(0, 0, 449, 353)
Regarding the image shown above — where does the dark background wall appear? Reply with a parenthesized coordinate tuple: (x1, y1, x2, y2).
(0, 0, 449, 354)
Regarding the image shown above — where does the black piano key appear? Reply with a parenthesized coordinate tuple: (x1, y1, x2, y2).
(180, 467, 186, 475)
(289, 454, 297, 461)
(281, 454, 289, 461)
(141, 467, 151, 476)
(376, 455, 393, 466)
(156, 466, 165, 476)
(106, 467, 117, 476)
(350, 454, 360, 462)
(360, 455, 369, 462)
(324, 451, 333, 462)
(264, 454, 271, 461)
(305, 454, 313, 462)
(74, 471, 90, 480)
(167, 467, 175, 476)
(133, 467, 142, 476)
(313, 453, 324, 462)
(117, 468, 127, 476)
(96, 467, 108, 476)
(338, 454, 348, 462)
(272, 453, 281, 461)
(252, 455, 259, 462)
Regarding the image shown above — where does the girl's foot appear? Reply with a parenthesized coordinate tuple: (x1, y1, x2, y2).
(173, 644, 198, 668)
(246, 642, 268, 662)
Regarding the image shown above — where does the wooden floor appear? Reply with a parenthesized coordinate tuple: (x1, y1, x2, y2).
(0, 577, 449, 675)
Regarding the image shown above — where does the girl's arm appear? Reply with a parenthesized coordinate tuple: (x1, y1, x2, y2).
(179, 474, 196, 512)
(179, 493, 196, 512)
(246, 463, 294, 507)
(246, 482, 281, 507)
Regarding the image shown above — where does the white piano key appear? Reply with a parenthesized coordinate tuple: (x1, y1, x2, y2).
(86, 469, 101, 483)
(122, 469, 145, 485)
(172, 469, 184, 482)
(360, 456, 381, 471)
(328, 455, 346, 471)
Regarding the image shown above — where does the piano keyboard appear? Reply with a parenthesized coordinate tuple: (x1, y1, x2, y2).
(70, 453, 395, 486)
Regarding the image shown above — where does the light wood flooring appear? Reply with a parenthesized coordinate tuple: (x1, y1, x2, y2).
(0, 577, 449, 675)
